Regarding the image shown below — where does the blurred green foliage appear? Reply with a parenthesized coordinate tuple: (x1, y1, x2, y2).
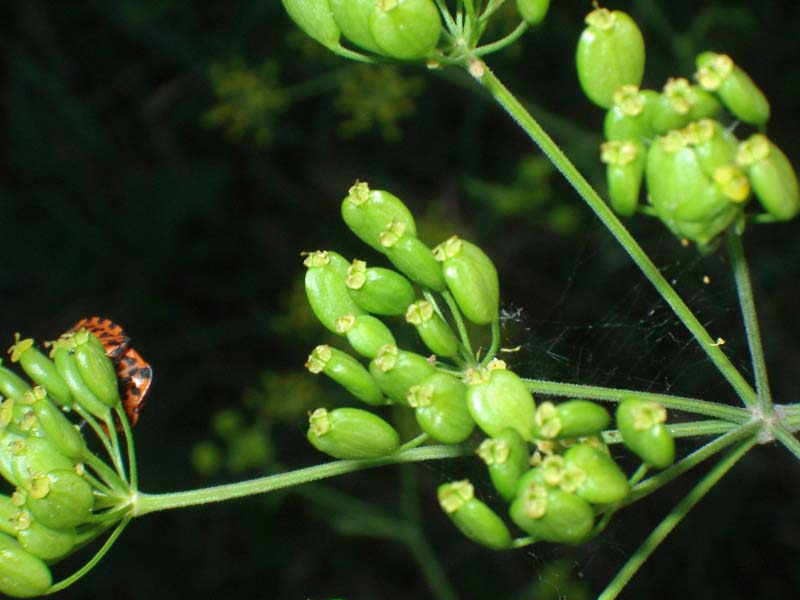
(2, 0, 800, 598)
(204, 59, 287, 145)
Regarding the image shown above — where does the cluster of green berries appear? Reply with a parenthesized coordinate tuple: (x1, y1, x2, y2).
(283, 0, 443, 60)
(577, 6, 799, 249)
(0, 332, 131, 598)
(302, 181, 676, 549)
(441, 393, 674, 548)
(282, 0, 550, 63)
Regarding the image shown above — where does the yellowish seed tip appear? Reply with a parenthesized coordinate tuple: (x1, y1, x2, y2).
(347, 180, 370, 205)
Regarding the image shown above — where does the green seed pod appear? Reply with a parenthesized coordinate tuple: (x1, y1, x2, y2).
(8, 338, 72, 407)
(563, 443, 629, 504)
(601, 139, 646, 217)
(331, 0, 382, 53)
(0, 363, 32, 402)
(25, 469, 94, 530)
(477, 428, 530, 502)
(0, 495, 18, 536)
(0, 396, 14, 429)
(650, 78, 721, 134)
(407, 372, 474, 444)
(616, 397, 675, 468)
(646, 130, 742, 245)
(341, 181, 417, 251)
(336, 314, 396, 359)
(304, 250, 366, 334)
(576, 8, 645, 109)
(531, 400, 610, 441)
(683, 119, 738, 180)
(510, 468, 594, 544)
(0, 532, 52, 598)
(438, 480, 512, 550)
(465, 361, 536, 441)
(405, 301, 459, 358)
(380, 220, 446, 291)
(368, 0, 441, 61)
(72, 331, 120, 408)
(346, 259, 416, 315)
(306, 407, 400, 459)
(695, 52, 770, 126)
(11, 437, 74, 485)
(52, 346, 111, 420)
(737, 134, 800, 221)
(368, 343, 436, 404)
(0, 427, 28, 487)
(15, 514, 77, 562)
(516, 0, 549, 25)
(281, 0, 341, 49)
(603, 86, 659, 141)
(23, 387, 85, 459)
(305, 345, 384, 406)
(433, 236, 499, 325)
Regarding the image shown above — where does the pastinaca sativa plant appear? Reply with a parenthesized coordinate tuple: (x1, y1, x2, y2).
(1, 1, 799, 598)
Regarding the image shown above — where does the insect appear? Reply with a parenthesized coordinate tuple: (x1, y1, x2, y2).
(67, 316, 153, 427)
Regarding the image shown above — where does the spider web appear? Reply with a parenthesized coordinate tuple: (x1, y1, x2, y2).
(500, 234, 745, 403)
(418, 227, 752, 598)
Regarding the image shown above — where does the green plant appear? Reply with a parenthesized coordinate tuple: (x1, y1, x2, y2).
(1, 1, 799, 598)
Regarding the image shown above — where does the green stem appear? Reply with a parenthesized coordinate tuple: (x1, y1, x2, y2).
(603, 420, 736, 446)
(469, 60, 758, 410)
(479, 0, 508, 23)
(597, 437, 757, 600)
(726, 233, 773, 414)
(434, 0, 458, 36)
(778, 407, 800, 432)
(82, 452, 129, 496)
(135, 444, 470, 516)
(81, 470, 114, 497)
(462, 0, 477, 34)
(399, 433, 429, 452)
(479, 319, 501, 367)
(330, 44, 378, 64)
(664, 420, 737, 438)
(773, 425, 800, 461)
(442, 290, 474, 358)
(522, 378, 749, 422)
(624, 421, 761, 506)
(116, 404, 139, 490)
(47, 516, 131, 594)
(474, 22, 528, 57)
(73, 405, 116, 467)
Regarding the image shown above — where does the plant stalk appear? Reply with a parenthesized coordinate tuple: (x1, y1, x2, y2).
(726, 233, 773, 414)
(597, 436, 757, 600)
(134, 444, 469, 516)
(469, 60, 758, 410)
(522, 378, 748, 422)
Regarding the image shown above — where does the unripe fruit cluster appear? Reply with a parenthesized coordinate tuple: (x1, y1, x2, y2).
(301, 182, 675, 550)
(282, 0, 442, 60)
(303, 181, 500, 457)
(0, 331, 129, 598)
(578, 6, 799, 249)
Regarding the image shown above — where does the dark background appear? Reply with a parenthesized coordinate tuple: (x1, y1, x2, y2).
(2, 1, 800, 598)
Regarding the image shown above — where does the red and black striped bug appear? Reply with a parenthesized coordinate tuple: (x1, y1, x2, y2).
(67, 316, 153, 427)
